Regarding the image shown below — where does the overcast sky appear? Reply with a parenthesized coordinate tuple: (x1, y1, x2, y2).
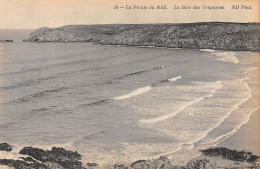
(0, 0, 259, 29)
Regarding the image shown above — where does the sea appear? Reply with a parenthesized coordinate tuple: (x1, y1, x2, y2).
(0, 30, 259, 167)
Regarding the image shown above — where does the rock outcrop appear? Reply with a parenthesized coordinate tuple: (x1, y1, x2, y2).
(0, 40, 13, 42)
(0, 143, 259, 169)
(0, 143, 13, 152)
(24, 22, 260, 51)
(25, 27, 76, 42)
(0, 159, 48, 169)
(19, 146, 84, 169)
(199, 147, 259, 163)
(0, 144, 86, 169)
(113, 157, 176, 169)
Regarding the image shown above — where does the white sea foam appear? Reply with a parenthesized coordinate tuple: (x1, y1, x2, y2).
(213, 52, 239, 64)
(119, 142, 183, 163)
(142, 77, 255, 165)
(113, 86, 152, 100)
(192, 77, 252, 146)
(78, 141, 183, 168)
(139, 81, 223, 124)
(0, 145, 29, 161)
(168, 47, 182, 50)
(168, 75, 182, 82)
(198, 107, 260, 147)
(200, 49, 215, 52)
(140, 45, 155, 48)
(246, 66, 258, 71)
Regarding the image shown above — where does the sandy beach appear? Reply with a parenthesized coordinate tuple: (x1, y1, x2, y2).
(218, 109, 260, 156)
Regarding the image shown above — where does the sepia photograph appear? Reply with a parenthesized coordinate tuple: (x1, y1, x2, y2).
(0, 0, 259, 168)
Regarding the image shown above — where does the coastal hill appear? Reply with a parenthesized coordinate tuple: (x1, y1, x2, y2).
(24, 22, 260, 51)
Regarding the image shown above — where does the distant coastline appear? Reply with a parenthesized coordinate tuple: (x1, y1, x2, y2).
(23, 22, 260, 51)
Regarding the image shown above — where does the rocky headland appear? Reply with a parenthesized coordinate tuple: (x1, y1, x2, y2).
(24, 22, 260, 51)
(0, 143, 259, 169)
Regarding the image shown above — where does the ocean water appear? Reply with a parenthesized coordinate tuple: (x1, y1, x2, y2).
(0, 30, 259, 167)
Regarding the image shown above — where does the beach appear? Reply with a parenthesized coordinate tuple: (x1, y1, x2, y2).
(218, 109, 260, 155)
(217, 51, 259, 156)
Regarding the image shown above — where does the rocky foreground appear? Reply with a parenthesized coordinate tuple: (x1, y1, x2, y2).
(0, 143, 259, 169)
(23, 22, 260, 51)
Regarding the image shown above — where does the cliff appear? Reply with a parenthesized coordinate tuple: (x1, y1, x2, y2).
(24, 22, 260, 51)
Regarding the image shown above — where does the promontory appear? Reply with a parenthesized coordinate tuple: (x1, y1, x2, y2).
(24, 22, 260, 51)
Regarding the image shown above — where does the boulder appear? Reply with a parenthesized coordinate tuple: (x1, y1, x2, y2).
(0, 143, 13, 152)
(19, 147, 84, 169)
(0, 159, 48, 169)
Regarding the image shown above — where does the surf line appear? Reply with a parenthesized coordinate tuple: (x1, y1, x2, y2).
(159, 75, 182, 83)
(113, 75, 182, 100)
(168, 75, 182, 82)
(200, 49, 239, 64)
(81, 75, 182, 106)
(139, 81, 223, 124)
(113, 86, 152, 100)
(191, 77, 252, 146)
(197, 107, 260, 147)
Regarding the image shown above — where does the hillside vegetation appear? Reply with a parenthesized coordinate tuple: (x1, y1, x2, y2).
(24, 22, 260, 51)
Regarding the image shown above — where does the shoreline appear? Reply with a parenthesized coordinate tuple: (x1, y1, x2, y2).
(216, 50, 259, 156)
(217, 109, 260, 156)
(187, 109, 260, 168)
(21, 41, 260, 52)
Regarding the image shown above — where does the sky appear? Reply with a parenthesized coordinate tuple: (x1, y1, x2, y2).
(0, 0, 259, 29)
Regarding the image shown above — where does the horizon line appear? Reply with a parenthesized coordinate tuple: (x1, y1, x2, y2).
(1, 21, 259, 30)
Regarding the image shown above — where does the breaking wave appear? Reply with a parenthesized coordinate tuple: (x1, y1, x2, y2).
(214, 52, 239, 64)
(200, 49, 215, 52)
(113, 86, 152, 100)
(139, 81, 223, 124)
(168, 75, 182, 82)
(193, 77, 253, 146)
